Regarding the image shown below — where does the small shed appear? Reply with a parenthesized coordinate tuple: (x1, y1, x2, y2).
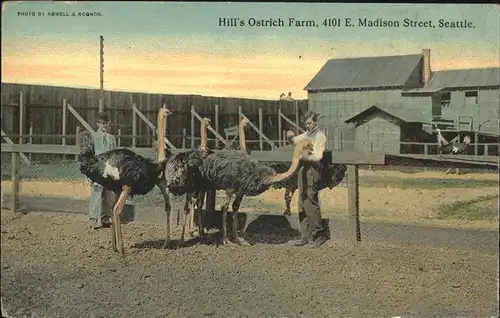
(344, 105, 430, 154)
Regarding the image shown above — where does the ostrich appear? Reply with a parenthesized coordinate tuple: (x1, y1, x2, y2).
(264, 130, 347, 216)
(78, 108, 172, 256)
(436, 128, 471, 174)
(201, 137, 314, 246)
(269, 161, 347, 216)
(162, 116, 213, 245)
(234, 121, 346, 216)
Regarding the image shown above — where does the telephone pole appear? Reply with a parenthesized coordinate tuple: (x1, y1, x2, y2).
(99, 35, 104, 112)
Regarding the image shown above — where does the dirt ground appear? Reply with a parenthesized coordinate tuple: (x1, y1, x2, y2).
(1, 170, 499, 317)
(1, 208, 498, 318)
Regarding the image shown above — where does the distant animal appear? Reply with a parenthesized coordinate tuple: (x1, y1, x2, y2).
(78, 108, 172, 256)
(436, 128, 471, 174)
(200, 136, 314, 246)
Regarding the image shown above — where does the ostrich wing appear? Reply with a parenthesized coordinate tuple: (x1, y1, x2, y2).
(202, 151, 276, 195)
(163, 150, 212, 194)
(324, 164, 347, 189)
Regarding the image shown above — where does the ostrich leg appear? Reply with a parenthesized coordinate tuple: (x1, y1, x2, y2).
(110, 195, 119, 252)
(194, 190, 207, 241)
(112, 186, 131, 256)
(158, 182, 173, 249)
(188, 191, 200, 237)
(220, 191, 234, 246)
(180, 192, 195, 244)
(283, 187, 296, 216)
(229, 194, 250, 246)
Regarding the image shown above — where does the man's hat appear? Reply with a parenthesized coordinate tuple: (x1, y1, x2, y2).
(97, 112, 110, 123)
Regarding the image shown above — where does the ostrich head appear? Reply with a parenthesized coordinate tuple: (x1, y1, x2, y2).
(159, 108, 173, 118)
(202, 117, 211, 127)
(240, 117, 250, 128)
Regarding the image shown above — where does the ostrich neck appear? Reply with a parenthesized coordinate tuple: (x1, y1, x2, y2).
(263, 144, 306, 186)
(200, 122, 208, 149)
(157, 113, 167, 161)
(239, 121, 247, 153)
(263, 157, 301, 186)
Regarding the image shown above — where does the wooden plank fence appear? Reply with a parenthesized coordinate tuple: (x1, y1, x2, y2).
(1, 83, 307, 150)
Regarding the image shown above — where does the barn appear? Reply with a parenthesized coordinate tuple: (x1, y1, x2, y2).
(401, 67, 500, 134)
(343, 105, 429, 154)
(304, 49, 432, 152)
(304, 48, 500, 154)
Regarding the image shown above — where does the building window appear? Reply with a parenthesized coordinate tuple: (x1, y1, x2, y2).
(440, 92, 451, 107)
(465, 91, 478, 104)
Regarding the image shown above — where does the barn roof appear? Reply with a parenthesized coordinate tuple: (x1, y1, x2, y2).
(304, 54, 422, 91)
(344, 105, 429, 124)
(402, 67, 500, 94)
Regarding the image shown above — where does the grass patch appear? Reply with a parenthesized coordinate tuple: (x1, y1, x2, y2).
(360, 177, 498, 190)
(436, 194, 499, 221)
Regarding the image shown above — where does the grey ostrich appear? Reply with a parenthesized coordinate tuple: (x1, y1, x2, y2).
(78, 108, 172, 256)
(162, 116, 213, 245)
(200, 136, 314, 246)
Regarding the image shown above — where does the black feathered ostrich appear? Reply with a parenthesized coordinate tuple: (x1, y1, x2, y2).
(231, 120, 346, 216)
(78, 108, 172, 256)
(269, 161, 347, 216)
(162, 116, 213, 245)
(267, 130, 347, 216)
(436, 128, 471, 174)
(200, 133, 314, 246)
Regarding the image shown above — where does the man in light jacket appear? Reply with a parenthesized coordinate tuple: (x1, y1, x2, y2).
(287, 111, 329, 248)
(88, 112, 117, 229)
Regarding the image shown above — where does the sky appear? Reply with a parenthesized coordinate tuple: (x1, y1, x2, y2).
(2, 2, 499, 100)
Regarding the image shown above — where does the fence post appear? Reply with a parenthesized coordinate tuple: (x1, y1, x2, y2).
(258, 108, 263, 150)
(28, 125, 33, 162)
(343, 123, 361, 242)
(62, 99, 67, 161)
(295, 100, 299, 129)
(75, 126, 81, 162)
(117, 128, 121, 147)
(474, 133, 478, 156)
(347, 164, 361, 243)
(132, 104, 137, 148)
(99, 98, 104, 113)
(277, 108, 282, 147)
(62, 99, 67, 146)
(19, 91, 24, 146)
(191, 105, 195, 149)
(11, 152, 20, 213)
(182, 128, 187, 149)
(214, 104, 219, 149)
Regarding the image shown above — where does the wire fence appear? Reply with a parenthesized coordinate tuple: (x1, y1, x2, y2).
(1, 145, 498, 229)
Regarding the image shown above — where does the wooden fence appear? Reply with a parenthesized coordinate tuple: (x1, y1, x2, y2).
(1, 83, 308, 149)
